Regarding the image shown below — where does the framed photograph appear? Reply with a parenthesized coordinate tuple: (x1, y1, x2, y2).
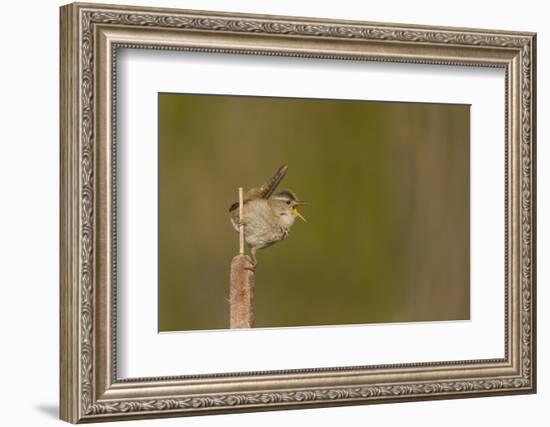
(60, 2, 537, 423)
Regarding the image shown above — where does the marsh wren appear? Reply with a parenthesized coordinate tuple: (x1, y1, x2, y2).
(229, 165, 307, 265)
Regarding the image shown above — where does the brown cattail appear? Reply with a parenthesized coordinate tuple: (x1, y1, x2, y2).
(230, 255, 255, 328)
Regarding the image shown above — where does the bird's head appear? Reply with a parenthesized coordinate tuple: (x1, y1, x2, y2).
(271, 190, 308, 223)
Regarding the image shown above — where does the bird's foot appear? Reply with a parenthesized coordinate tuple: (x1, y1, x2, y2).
(244, 254, 257, 272)
(244, 260, 257, 272)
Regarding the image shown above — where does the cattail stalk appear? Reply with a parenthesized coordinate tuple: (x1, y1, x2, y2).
(239, 187, 244, 255)
(230, 187, 255, 328)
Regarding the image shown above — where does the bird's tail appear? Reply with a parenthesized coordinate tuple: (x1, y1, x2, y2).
(228, 164, 288, 212)
(259, 164, 288, 199)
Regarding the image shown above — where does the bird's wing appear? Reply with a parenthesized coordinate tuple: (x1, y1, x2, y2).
(228, 165, 288, 212)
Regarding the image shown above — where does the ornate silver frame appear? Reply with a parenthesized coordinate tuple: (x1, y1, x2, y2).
(60, 2, 537, 423)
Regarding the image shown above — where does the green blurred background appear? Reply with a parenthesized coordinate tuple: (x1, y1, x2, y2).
(158, 93, 470, 332)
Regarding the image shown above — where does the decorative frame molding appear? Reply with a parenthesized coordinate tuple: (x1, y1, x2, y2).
(60, 2, 536, 423)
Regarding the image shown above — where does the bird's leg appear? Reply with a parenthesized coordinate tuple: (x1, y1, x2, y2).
(234, 217, 247, 228)
(244, 247, 258, 271)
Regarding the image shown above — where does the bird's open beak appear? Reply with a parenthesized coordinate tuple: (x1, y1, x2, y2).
(292, 206, 307, 222)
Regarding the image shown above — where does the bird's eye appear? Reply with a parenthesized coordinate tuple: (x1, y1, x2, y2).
(286, 200, 291, 205)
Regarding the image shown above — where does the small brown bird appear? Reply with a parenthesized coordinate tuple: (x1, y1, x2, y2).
(229, 165, 307, 265)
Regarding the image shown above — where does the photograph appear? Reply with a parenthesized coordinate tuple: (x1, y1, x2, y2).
(58, 3, 536, 422)
(158, 93, 470, 331)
